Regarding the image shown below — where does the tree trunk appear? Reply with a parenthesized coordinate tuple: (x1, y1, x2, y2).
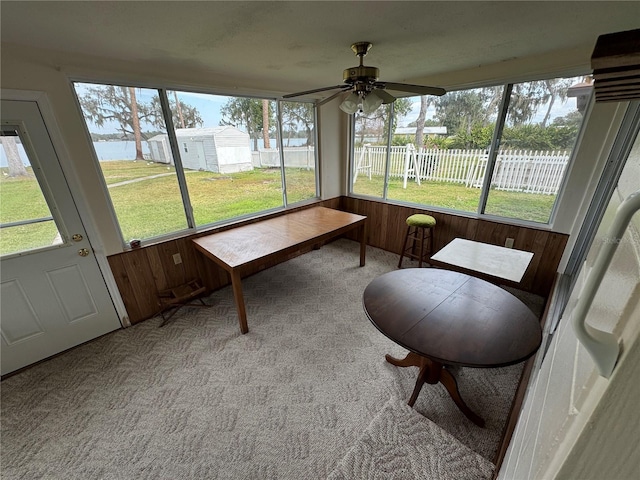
(1, 136, 28, 177)
(128, 87, 145, 160)
(262, 99, 271, 149)
(415, 96, 428, 148)
(541, 85, 556, 128)
(541, 97, 555, 127)
(174, 91, 186, 128)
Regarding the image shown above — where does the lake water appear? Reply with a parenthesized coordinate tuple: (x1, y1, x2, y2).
(1, 138, 308, 167)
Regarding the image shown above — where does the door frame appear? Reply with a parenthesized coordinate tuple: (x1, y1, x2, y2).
(1, 88, 130, 327)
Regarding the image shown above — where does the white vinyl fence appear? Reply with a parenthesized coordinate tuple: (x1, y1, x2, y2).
(251, 146, 315, 169)
(354, 144, 570, 195)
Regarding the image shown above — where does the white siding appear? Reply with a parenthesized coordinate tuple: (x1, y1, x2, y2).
(146, 127, 251, 173)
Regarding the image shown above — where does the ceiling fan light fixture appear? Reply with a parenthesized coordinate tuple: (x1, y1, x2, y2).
(339, 92, 360, 114)
(362, 91, 384, 114)
(283, 43, 446, 106)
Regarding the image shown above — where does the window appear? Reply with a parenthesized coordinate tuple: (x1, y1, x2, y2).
(352, 103, 392, 198)
(350, 75, 590, 224)
(73, 83, 318, 245)
(279, 101, 318, 204)
(0, 127, 63, 256)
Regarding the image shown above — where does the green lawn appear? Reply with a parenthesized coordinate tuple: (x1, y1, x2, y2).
(1, 163, 553, 255)
(354, 175, 555, 223)
(0, 167, 62, 254)
(101, 163, 317, 240)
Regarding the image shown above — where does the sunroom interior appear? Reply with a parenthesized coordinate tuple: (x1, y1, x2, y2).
(2, 2, 640, 480)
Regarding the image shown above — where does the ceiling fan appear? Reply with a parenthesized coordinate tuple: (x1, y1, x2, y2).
(283, 42, 446, 114)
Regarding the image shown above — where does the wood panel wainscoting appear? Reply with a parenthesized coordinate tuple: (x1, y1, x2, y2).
(108, 196, 567, 325)
(339, 197, 568, 297)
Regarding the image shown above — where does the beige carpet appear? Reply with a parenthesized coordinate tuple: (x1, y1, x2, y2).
(0, 239, 543, 479)
(327, 398, 494, 479)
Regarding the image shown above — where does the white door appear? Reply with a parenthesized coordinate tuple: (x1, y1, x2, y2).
(1, 99, 121, 376)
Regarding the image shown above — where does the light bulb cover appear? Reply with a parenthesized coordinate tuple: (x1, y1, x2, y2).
(362, 91, 383, 114)
(339, 92, 360, 114)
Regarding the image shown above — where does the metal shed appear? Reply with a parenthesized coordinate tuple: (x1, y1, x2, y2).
(147, 126, 253, 173)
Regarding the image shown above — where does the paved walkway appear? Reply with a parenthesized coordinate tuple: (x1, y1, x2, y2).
(107, 171, 197, 188)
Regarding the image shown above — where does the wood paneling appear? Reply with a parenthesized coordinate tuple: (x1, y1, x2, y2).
(339, 198, 568, 297)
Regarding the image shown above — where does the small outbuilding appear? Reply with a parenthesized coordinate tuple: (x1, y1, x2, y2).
(147, 126, 253, 174)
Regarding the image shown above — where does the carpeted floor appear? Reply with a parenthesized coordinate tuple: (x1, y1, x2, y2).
(327, 398, 495, 480)
(0, 239, 544, 479)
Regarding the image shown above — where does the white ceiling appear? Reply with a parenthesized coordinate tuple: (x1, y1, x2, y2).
(2, 1, 640, 97)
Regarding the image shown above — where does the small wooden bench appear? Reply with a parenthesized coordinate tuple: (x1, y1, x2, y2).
(193, 207, 367, 333)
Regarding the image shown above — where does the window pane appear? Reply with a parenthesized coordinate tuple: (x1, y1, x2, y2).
(74, 83, 188, 242)
(280, 101, 317, 204)
(386, 88, 503, 213)
(0, 129, 63, 256)
(484, 76, 589, 222)
(168, 91, 284, 226)
(352, 103, 392, 198)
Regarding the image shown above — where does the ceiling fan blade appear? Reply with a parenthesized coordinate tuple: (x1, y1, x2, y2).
(377, 82, 446, 96)
(283, 84, 348, 99)
(373, 89, 396, 104)
(316, 89, 350, 106)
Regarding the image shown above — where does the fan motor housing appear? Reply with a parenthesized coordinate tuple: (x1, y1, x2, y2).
(343, 65, 379, 84)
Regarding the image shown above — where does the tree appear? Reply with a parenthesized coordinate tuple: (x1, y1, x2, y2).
(388, 98, 413, 139)
(173, 91, 185, 129)
(506, 82, 550, 126)
(79, 85, 203, 159)
(220, 98, 274, 151)
(540, 78, 574, 127)
(262, 99, 271, 149)
(552, 110, 583, 129)
(128, 87, 144, 159)
(415, 96, 429, 149)
(354, 98, 412, 146)
(79, 86, 154, 159)
(0, 136, 28, 176)
(149, 95, 203, 130)
(281, 102, 315, 146)
(433, 90, 488, 135)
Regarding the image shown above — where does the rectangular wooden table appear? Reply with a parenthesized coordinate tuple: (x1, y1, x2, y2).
(193, 207, 367, 334)
(430, 238, 534, 284)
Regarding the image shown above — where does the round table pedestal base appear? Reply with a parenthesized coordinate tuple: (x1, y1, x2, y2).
(385, 351, 485, 428)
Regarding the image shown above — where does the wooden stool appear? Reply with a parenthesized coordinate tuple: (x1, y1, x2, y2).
(398, 214, 436, 268)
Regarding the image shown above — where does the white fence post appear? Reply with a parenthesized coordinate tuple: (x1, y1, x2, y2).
(402, 144, 412, 188)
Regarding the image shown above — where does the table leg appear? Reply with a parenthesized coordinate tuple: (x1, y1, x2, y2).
(230, 269, 249, 334)
(386, 351, 485, 427)
(385, 351, 423, 368)
(440, 368, 485, 427)
(359, 222, 367, 267)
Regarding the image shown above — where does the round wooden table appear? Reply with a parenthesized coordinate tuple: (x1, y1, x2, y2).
(363, 268, 542, 427)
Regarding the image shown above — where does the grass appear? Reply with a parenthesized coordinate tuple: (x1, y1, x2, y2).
(99, 159, 176, 184)
(0, 167, 63, 254)
(1, 163, 553, 255)
(96, 162, 315, 241)
(354, 175, 555, 223)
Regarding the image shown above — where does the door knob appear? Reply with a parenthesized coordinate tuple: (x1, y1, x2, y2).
(72, 234, 83, 242)
(78, 248, 90, 257)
